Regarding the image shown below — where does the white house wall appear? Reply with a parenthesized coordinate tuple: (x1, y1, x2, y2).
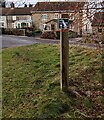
(0, 16, 7, 28)
(5, 15, 32, 28)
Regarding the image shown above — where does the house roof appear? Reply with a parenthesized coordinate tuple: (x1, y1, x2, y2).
(92, 12, 104, 26)
(0, 7, 34, 16)
(0, 2, 85, 16)
(32, 1, 85, 13)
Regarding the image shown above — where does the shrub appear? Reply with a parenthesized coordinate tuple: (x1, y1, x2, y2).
(35, 29, 42, 33)
(25, 30, 32, 36)
(41, 31, 56, 39)
(32, 29, 42, 37)
(82, 33, 104, 46)
(13, 29, 25, 36)
(55, 30, 78, 39)
(2, 28, 25, 36)
(4, 29, 13, 35)
(98, 33, 104, 44)
(69, 30, 78, 38)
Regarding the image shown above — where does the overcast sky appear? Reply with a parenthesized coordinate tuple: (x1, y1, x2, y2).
(5, 0, 70, 7)
(7, 0, 36, 4)
(6, 0, 82, 4)
(6, 0, 103, 6)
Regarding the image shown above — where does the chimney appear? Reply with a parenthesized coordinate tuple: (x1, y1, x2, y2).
(29, 4, 32, 7)
(1, 2, 6, 8)
(24, 4, 27, 7)
(11, 2, 15, 8)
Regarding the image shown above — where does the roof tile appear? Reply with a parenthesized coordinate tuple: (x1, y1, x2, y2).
(33, 2, 85, 12)
(1, 7, 34, 16)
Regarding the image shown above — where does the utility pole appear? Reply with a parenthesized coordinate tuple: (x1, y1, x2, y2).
(60, 29, 69, 91)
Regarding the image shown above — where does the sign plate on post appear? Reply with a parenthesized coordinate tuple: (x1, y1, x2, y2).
(58, 19, 69, 29)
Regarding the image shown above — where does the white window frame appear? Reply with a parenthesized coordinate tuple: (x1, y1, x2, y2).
(0, 22, 5, 28)
(42, 24, 47, 30)
(13, 16, 16, 20)
(41, 14, 48, 20)
(2, 22, 4, 27)
(17, 23, 21, 28)
(54, 14, 59, 19)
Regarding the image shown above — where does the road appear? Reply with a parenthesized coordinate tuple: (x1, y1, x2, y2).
(1, 35, 60, 49)
(1, 35, 103, 49)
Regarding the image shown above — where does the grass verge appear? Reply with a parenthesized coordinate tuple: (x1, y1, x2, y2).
(2, 44, 104, 119)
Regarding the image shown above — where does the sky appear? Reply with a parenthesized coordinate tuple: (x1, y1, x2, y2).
(5, 0, 79, 7)
(6, 0, 103, 6)
(6, 0, 84, 4)
(6, 0, 37, 4)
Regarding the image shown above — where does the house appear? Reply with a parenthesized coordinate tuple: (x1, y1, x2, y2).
(0, 6, 34, 29)
(0, 15, 7, 28)
(31, 1, 91, 35)
(45, 18, 73, 31)
(92, 12, 104, 33)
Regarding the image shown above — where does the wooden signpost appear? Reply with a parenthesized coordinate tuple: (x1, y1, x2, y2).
(59, 19, 69, 91)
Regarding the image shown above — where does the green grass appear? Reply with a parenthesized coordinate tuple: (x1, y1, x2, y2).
(2, 44, 104, 119)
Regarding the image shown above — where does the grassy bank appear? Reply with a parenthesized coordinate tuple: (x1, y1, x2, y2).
(2, 44, 104, 119)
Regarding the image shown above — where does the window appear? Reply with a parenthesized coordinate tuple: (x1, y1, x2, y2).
(41, 14, 48, 20)
(18, 24, 20, 28)
(27, 23, 29, 27)
(13, 16, 16, 20)
(51, 24, 55, 30)
(54, 14, 59, 19)
(42, 24, 47, 30)
(0, 22, 4, 27)
(2, 23, 4, 26)
(0, 16, 5, 21)
(21, 23, 27, 28)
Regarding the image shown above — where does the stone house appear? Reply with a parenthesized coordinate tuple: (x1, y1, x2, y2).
(0, 7, 34, 29)
(0, 15, 7, 28)
(31, 1, 92, 35)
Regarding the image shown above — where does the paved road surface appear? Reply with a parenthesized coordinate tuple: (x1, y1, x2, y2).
(1, 35, 60, 49)
(1, 35, 103, 49)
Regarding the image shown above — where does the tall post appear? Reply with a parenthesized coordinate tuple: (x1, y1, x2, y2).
(60, 29, 69, 91)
